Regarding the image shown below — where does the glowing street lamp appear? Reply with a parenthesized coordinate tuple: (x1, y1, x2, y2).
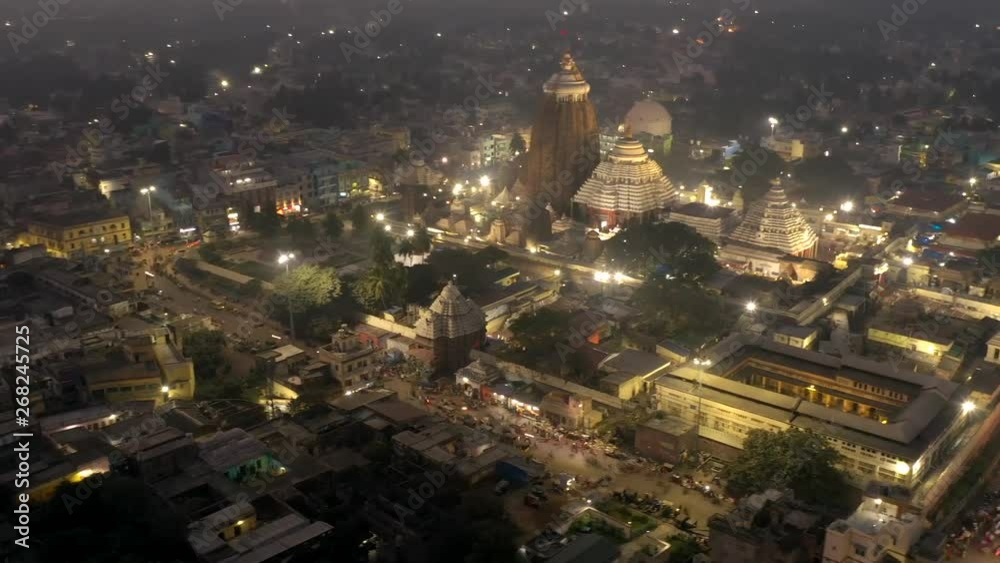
(220, 79, 230, 89)
(961, 400, 976, 415)
(251, 66, 262, 75)
(406, 228, 415, 237)
(479, 175, 491, 188)
(969, 177, 978, 187)
(768, 116, 778, 137)
(375, 212, 385, 222)
(840, 200, 854, 213)
(278, 253, 297, 338)
(745, 301, 758, 313)
(140, 186, 156, 219)
(453, 183, 464, 196)
(840, 125, 849, 134)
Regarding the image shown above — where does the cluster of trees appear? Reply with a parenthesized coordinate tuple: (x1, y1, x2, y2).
(722, 428, 851, 509)
(604, 222, 719, 283)
(628, 278, 723, 343)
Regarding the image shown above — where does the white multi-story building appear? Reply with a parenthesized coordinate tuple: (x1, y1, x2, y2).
(655, 335, 973, 488)
(823, 484, 927, 563)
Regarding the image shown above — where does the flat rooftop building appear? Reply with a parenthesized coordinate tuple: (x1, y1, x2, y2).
(654, 335, 971, 488)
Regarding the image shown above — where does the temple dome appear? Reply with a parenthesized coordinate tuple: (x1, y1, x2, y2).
(543, 53, 592, 101)
(572, 134, 676, 226)
(625, 99, 672, 137)
(728, 178, 818, 256)
(415, 282, 486, 340)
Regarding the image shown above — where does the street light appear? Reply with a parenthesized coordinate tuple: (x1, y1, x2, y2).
(840, 125, 849, 134)
(277, 252, 296, 339)
(479, 175, 491, 188)
(745, 301, 758, 313)
(375, 212, 385, 222)
(140, 186, 156, 220)
(768, 116, 778, 137)
(961, 400, 976, 414)
(840, 200, 854, 213)
(902, 256, 914, 267)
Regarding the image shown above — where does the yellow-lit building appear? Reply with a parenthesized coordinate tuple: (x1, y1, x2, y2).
(18, 209, 131, 258)
(866, 325, 953, 359)
(655, 335, 971, 488)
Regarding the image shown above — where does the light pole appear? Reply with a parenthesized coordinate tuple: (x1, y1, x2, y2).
(140, 186, 156, 221)
(768, 117, 778, 137)
(278, 252, 296, 340)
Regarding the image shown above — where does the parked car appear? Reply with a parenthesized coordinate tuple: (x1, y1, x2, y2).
(494, 480, 510, 495)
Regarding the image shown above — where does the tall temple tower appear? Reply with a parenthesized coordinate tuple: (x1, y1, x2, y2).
(414, 282, 487, 373)
(516, 53, 600, 240)
(727, 178, 818, 258)
(572, 128, 677, 229)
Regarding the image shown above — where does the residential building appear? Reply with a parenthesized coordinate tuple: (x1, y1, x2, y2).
(823, 483, 932, 563)
(772, 325, 819, 350)
(539, 391, 603, 429)
(17, 208, 132, 258)
(598, 349, 671, 400)
(708, 490, 826, 563)
(317, 325, 380, 394)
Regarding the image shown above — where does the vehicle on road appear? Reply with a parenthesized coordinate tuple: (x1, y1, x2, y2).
(211, 300, 226, 310)
(494, 480, 510, 495)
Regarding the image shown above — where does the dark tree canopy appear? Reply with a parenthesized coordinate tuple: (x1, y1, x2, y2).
(722, 428, 851, 508)
(605, 222, 718, 283)
(629, 279, 723, 344)
(184, 329, 227, 379)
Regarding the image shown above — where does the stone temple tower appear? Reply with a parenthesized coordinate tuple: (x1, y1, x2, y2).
(515, 52, 600, 240)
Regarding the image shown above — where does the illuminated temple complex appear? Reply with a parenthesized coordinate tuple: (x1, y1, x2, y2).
(514, 52, 600, 240)
(720, 178, 819, 278)
(571, 129, 677, 229)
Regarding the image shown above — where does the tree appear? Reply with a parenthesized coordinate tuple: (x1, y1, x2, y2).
(510, 132, 526, 157)
(198, 243, 224, 265)
(629, 279, 723, 342)
(246, 203, 282, 237)
(722, 428, 850, 507)
(273, 264, 343, 316)
(605, 222, 718, 283)
(508, 308, 575, 358)
(323, 210, 344, 240)
(411, 225, 433, 254)
(794, 155, 864, 206)
(727, 145, 785, 202)
(349, 204, 370, 234)
(286, 216, 317, 250)
(184, 329, 227, 379)
(353, 265, 407, 311)
(369, 228, 395, 268)
(666, 534, 704, 563)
